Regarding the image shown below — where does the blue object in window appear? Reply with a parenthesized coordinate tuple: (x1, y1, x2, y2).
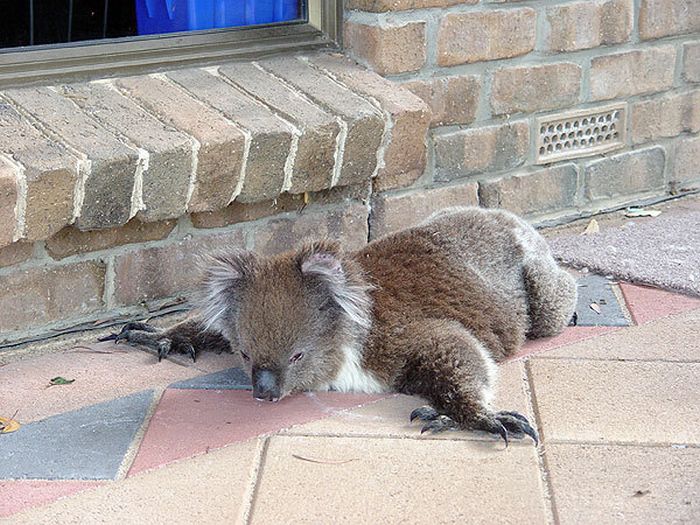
(136, 0, 300, 36)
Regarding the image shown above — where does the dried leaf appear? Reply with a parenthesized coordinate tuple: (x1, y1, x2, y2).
(589, 302, 602, 315)
(49, 376, 75, 386)
(292, 454, 357, 465)
(0, 416, 21, 434)
(625, 207, 661, 218)
(633, 489, 650, 497)
(582, 218, 600, 235)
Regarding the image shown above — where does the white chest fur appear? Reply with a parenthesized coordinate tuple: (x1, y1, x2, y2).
(326, 343, 387, 394)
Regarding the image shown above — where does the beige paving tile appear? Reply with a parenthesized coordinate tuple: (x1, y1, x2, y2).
(282, 361, 534, 442)
(252, 435, 548, 524)
(529, 359, 700, 444)
(7, 439, 262, 524)
(539, 309, 700, 362)
(546, 443, 700, 525)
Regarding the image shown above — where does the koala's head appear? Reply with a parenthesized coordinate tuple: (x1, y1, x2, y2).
(198, 241, 372, 402)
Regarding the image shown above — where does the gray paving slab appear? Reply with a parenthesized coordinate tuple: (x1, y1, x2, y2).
(0, 390, 154, 480)
(574, 274, 631, 327)
(168, 367, 251, 390)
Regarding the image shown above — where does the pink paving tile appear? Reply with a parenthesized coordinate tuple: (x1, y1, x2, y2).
(129, 390, 385, 475)
(619, 282, 700, 325)
(0, 480, 102, 518)
(0, 341, 240, 424)
(514, 326, 620, 360)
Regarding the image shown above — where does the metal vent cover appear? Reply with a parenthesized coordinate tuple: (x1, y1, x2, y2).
(535, 103, 626, 164)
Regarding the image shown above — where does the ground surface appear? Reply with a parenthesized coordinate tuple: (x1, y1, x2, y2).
(1, 197, 699, 524)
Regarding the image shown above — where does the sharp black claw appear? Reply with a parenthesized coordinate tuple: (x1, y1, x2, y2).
(410, 406, 439, 423)
(157, 340, 170, 362)
(97, 333, 118, 342)
(497, 411, 529, 423)
(569, 311, 578, 326)
(497, 422, 509, 447)
(185, 343, 196, 363)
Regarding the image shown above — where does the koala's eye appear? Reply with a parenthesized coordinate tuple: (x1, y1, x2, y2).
(240, 349, 250, 362)
(289, 352, 304, 364)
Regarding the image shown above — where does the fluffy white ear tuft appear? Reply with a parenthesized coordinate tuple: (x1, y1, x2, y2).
(300, 247, 373, 329)
(199, 251, 255, 332)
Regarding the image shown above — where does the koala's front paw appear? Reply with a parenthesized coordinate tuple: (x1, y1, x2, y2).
(99, 322, 197, 363)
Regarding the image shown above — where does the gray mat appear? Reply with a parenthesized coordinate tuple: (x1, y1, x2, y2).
(550, 211, 700, 296)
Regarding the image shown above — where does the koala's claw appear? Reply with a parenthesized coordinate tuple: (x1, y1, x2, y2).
(157, 339, 172, 362)
(420, 415, 458, 434)
(494, 411, 539, 446)
(410, 406, 440, 422)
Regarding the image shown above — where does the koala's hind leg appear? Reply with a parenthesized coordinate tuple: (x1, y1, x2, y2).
(524, 259, 578, 339)
(398, 319, 538, 445)
(101, 319, 230, 362)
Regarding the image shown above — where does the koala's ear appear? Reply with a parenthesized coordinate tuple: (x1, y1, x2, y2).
(199, 251, 256, 332)
(299, 242, 372, 328)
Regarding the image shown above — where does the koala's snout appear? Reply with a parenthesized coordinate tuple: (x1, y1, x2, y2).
(253, 368, 281, 402)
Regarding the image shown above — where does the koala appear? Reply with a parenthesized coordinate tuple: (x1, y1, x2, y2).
(110, 207, 577, 445)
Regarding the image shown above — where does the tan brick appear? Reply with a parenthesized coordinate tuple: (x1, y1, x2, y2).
(4, 87, 139, 231)
(116, 75, 246, 213)
(112, 229, 246, 305)
(547, 444, 700, 524)
(57, 83, 193, 222)
(542, 0, 633, 52)
(630, 90, 700, 144)
(0, 242, 33, 268)
(491, 62, 581, 115)
(672, 135, 700, 188)
(0, 261, 105, 334)
(345, 0, 473, 11)
(219, 63, 339, 194)
(259, 57, 385, 188)
(590, 46, 676, 101)
(584, 146, 666, 201)
(0, 101, 78, 241)
(252, 436, 548, 524)
(683, 41, 700, 83)
(45, 219, 176, 260)
(310, 53, 430, 191)
(437, 9, 536, 66)
(479, 164, 579, 216)
(402, 75, 480, 127)
(0, 157, 18, 247)
(434, 121, 529, 181)
(167, 68, 293, 203)
(344, 21, 426, 75)
(251, 203, 368, 256)
(639, 0, 700, 41)
(370, 182, 479, 239)
(190, 194, 304, 229)
(529, 358, 700, 443)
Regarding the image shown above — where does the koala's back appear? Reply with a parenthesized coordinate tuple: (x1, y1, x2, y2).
(355, 207, 564, 371)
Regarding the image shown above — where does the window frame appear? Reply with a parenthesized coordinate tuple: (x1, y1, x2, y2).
(0, 0, 341, 88)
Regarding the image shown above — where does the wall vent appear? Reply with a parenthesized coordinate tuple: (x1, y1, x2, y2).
(535, 103, 626, 164)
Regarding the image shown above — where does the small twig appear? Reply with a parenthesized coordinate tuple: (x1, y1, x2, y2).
(292, 454, 357, 465)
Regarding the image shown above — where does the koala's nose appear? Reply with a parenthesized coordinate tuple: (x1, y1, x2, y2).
(253, 369, 280, 402)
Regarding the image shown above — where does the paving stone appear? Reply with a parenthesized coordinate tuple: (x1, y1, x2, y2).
(116, 74, 246, 213)
(57, 83, 193, 221)
(517, 326, 620, 359)
(167, 68, 293, 202)
(540, 308, 700, 362)
(0, 481, 103, 519)
(0, 391, 154, 480)
(8, 440, 260, 524)
(619, 282, 700, 325)
(258, 57, 385, 188)
(310, 53, 430, 191)
(528, 359, 700, 444)
(0, 340, 238, 424)
(3, 87, 139, 230)
(282, 361, 532, 441)
(252, 435, 548, 523)
(573, 274, 630, 327)
(169, 367, 251, 390)
(0, 101, 78, 241)
(547, 443, 700, 525)
(219, 63, 339, 194)
(129, 391, 383, 474)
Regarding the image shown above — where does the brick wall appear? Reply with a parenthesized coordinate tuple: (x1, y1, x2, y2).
(343, 0, 700, 236)
(1, 1, 699, 342)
